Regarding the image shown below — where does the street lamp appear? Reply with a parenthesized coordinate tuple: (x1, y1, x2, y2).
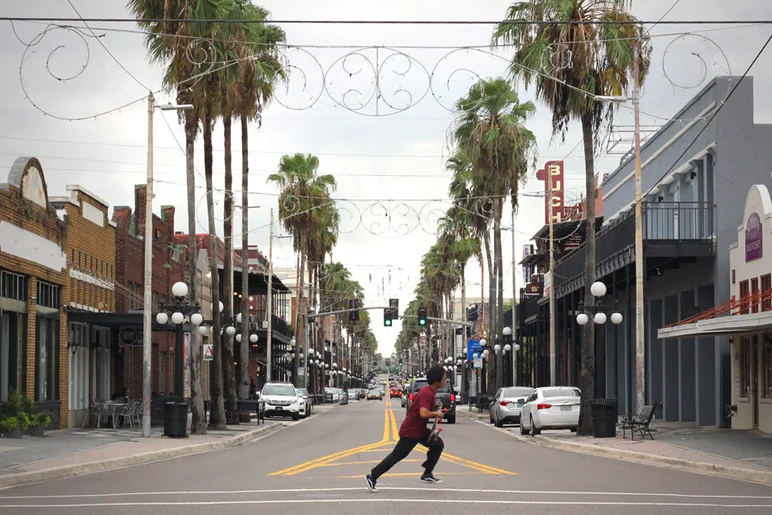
(575, 281, 623, 327)
(142, 96, 194, 439)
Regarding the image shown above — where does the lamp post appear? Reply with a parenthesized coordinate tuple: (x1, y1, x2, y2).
(142, 96, 194, 439)
(154, 281, 202, 435)
(576, 282, 623, 392)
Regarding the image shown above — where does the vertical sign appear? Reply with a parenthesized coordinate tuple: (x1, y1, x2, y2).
(536, 161, 565, 224)
(542, 271, 551, 299)
(522, 245, 533, 284)
(745, 212, 763, 261)
(184, 332, 191, 398)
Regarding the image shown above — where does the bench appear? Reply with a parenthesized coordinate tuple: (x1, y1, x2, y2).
(620, 402, 659, 440)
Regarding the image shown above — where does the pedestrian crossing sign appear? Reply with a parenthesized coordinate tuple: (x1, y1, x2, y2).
(203, 343, 214, 361)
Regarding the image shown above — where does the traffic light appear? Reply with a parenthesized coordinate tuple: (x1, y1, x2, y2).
(418, 306, 427, 326)
(349, 299, 359, 322)
(384, 308, 392, 327)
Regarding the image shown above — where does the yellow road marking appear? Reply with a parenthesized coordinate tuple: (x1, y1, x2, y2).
(319, 459, 422, 467)
(269, 404, 515, 477)
(338, 472, 487, 478)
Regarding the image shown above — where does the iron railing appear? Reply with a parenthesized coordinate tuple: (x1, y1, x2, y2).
(642, 201, 713, 240)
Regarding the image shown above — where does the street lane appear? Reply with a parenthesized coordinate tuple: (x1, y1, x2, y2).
(0, 397, 771, 514)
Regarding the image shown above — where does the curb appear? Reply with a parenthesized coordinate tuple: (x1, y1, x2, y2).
(0, 422, 284, 490)
(530, 435, 772, 487)
(456, 408, 489, 423)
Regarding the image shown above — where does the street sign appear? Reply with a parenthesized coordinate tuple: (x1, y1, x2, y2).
(473, 357, 482, 369)
(119, 327, 141, 345)
(203, 344, 214, 361)
(466, 338, 482, 361)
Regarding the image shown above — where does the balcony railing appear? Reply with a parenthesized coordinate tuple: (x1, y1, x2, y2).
(643, 201, 713, 240)
(249, 313, 293, 339)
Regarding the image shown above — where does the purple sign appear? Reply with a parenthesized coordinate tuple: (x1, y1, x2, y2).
(745, 212, 763, 262)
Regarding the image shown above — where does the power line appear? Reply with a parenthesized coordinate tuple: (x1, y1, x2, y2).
(2, 17, 770, 25)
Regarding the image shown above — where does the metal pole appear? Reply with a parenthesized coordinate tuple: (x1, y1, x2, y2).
(266, 209, 274, 383)
(633, 44, 646, 414)
(175, 321, 184, 397)
(511, 207, 517, 386)
(142, 92, 154, 438)
(548, 164, 557, 386)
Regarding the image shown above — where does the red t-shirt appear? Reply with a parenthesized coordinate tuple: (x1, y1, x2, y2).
(400, 385, 436, 439)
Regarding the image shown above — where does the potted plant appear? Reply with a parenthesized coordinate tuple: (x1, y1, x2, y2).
(27, 413, 51, 437)
(0, 416, 22, 438)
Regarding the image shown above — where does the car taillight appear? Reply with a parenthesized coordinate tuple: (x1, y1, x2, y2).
(536, 403, 552, 410)
(409, 393, 415, 401)
(450, 394, 455, 403)
(499, 401, 511, 407)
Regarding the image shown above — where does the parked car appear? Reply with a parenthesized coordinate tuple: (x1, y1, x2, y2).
(520, 386, 581, 435)
(405, 377, 457, 424)
(366, 388, 381, 400)
(261, 382, 302, 421)
(296, 388, 313, 418)
(490, 386, 534, 427)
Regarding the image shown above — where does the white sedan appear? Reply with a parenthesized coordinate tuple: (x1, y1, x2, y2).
(520, 386, 581, 436)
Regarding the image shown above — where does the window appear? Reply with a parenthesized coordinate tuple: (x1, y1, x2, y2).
(740, 335, 752, 398)
(36, 318, 56, 401)
(739, 280, 750, 314)
(1, 270, 27, 301)
(762, 274, 771, 312)
(751, 278, 760, 313)
(763, 333, 772, 398)
(1, 312, 20, 403)
(36, 281, 60, 309)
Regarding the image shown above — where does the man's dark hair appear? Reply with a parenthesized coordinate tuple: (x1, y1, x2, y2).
(426, 365, 446, 385)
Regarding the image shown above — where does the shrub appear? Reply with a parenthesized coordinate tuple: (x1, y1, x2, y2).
(17, 413, 30, 433)
(0, 416, 19, 433)
(37, 413, 51, 428)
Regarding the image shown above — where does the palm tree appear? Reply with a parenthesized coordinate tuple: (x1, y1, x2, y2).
(452, 78, 537, 394)
(493, 0, 649, 434)
(267, 153, 337, 385)
(127, 0, 225, 435)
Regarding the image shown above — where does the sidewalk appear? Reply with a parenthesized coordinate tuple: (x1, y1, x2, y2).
(457, 405, 772, 486)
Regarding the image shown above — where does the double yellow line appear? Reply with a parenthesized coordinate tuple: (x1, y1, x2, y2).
(269, 404, 514, 477)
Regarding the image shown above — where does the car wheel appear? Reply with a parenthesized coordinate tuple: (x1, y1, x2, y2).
(292, 413, 300, 421)
(495, 418, 503, 428)
(530, 416, 540, 436)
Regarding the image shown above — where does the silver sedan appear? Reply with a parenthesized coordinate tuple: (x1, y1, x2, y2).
(490, 387, 534, 427)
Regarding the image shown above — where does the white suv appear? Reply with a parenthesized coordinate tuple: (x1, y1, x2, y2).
(261, 382, 302, 421)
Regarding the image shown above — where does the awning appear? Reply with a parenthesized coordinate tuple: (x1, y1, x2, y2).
(657, 311, 772, 340)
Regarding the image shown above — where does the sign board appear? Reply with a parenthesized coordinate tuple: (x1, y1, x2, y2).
(746, 212, 763, 261)
(466, 338, 482, 361)
(473, 357, 482, 369)
(542, 272, 551, 299)
(119, 327, 141, 345)
(298, 366, 305, 377)
(522, 245, 533, 285)
(203, 343, 214, 361)
(536, 160, 565, 224)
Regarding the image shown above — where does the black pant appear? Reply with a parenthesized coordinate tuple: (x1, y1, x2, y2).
(371, 429, 444, 480)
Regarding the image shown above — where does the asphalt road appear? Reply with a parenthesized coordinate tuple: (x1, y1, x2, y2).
(1, 396, 771, 514)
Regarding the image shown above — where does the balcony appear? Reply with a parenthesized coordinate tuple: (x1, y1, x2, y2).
(249, 313, 294, 340)
(552, 201, 714, 297)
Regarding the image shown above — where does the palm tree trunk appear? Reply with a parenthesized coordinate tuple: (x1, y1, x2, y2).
(484, 230, 495, 396)
(222, 113, 239, 425)
(204, 109, 226, 429)
(294, 235, 305, 386)
(239, 114, 250, 400)
(578, 113, 597, 436)
(494, 200, 505, 392)
(184, 108, 206, 435)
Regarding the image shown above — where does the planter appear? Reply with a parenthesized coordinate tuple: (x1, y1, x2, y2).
(26, 425, 46, 437)
(1, 428, 22, 439)
(238, 413, 251, 423)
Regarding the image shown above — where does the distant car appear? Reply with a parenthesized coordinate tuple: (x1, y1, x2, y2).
(390, 386, 402, 398)
(261, 382, 302, 421)
(520, 386, 581, 435)
(366, 389, 381, 400)
(489, 387, 533, 427)
(405, 377, 456, 424)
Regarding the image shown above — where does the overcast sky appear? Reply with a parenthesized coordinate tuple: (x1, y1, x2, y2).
(2, 1, 772, 357)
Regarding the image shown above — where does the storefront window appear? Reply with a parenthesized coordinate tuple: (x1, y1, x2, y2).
(739, 280, 750, 314)
(761, 274, 771, 312)
(740, 335, 752, 397)
(36, 318, 56, 401)
(763, 333, 772, 398)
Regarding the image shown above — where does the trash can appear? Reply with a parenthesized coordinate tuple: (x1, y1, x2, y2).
(163, 399, 189, 438)
(589, 398, 618, 438)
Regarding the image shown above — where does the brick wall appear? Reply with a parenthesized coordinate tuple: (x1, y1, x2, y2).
(112, 186, 183, 398)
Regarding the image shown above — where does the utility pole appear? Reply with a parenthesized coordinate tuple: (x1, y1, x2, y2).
(511, 207, 517, 387)
(633, 44, 645, 413)
(142, 92, 154, 439)
(266, 209, 274, 383)
(548, 165, 557, 386)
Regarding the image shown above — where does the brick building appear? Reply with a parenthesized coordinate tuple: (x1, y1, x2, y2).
(111, 185, 184, 400)
(0, 157, 116, 428)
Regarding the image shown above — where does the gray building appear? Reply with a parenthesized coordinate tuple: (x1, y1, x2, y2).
(545, 76, 772, 427)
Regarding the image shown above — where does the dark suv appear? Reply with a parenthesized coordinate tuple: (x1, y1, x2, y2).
(405, 378, 456, 424)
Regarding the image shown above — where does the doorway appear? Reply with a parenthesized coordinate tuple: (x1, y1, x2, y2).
(1, 312, 20, 402)
(752, 334, 760, 429)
